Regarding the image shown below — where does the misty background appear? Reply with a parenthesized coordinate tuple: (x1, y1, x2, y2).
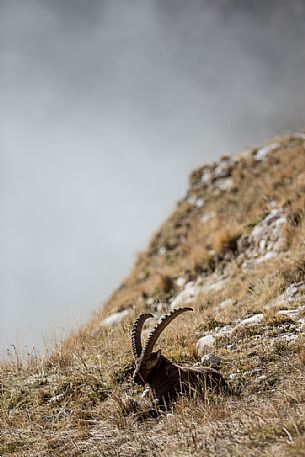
(1, 0, 305, 355)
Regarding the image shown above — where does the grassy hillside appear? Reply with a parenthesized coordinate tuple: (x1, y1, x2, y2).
(1, 133, 305, 456)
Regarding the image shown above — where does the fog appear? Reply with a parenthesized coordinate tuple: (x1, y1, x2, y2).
(1, 0, 305, 354)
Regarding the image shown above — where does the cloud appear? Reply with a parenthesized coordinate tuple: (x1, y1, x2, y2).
(1, 0, 305, 352)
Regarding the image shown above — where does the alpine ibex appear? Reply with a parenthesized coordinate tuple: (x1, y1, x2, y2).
(131, 307, 230, 409)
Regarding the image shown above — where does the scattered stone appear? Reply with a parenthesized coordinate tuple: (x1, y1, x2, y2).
(214, 177, 235, 192)
(276, 309, 300, 320)
(238, 208, 288, 269)
(201, 168, 212, 185)
(228, 373, 239, 381)
(236, 314, 264, 328)
(200, 211, 215, 224)
(255, 143, 279, 161)
(171, 275, 227, 309)
(159, 246, 167, 255)
(201, 353, 221, 369)
(196, 335, 216, 356)
(187, 194, 197, 206)
(298, 318, 305, 328)
(226, 343, 237, 351)
(176, 277, 186, 288)
(254, 374, 267, 384)
(267, 282, 305, 312)
(187, 195, 204, 208)
(170, 281, 198, 309)
(214, 157, 232, 178)
(190, 157, 234, 194)
(49, 393, 66, 404)
(196, 198, 205, 208)
(285, 282, 305, 300)
(271, 282, 305, 308)
(255, 251, 277, 264)
(100, 309, 130, 327)
(279, 333, 299, 342)
(215, 325, 233, 337)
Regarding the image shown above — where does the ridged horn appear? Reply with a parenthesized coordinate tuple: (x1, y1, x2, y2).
(131, 313, 154, 359)
(140, 307, 193, 361)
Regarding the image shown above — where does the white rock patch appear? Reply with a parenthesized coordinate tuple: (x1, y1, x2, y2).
(236, 314, 264, 327)
(159, 246, 167, 255)
(201, 168, 212, 185)
(272, 282, 305, 308)
(187, 195, 205, 208)
(238, 208, 288, 270)
(214, 159, 231, 178)
(267, 282, 305, 312)
(101, 309, 130, 327)
(276, 309, 300, 320)
(171, 275, 228, 309)
(255, 143, 279, 161)
(215, 325, 233, 337)
(214, 177, 234, 192)
(256, 252, 277, 264)
(196, 335, 216, 356)
(298, 318, 305, 328)
(176, 277, 186, 288)
(191, 156, 234, 194)
(196, 198, 205, 208)
(200, 211, 215, 224)
(170, 281, 199, 309)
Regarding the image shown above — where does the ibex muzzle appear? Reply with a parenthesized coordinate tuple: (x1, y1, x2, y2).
(132, 307, 230, 408)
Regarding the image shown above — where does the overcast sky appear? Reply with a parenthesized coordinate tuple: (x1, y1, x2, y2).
(1, 0, 305, 355)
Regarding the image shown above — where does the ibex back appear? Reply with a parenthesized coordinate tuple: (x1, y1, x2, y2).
(131, 307, 230, 408)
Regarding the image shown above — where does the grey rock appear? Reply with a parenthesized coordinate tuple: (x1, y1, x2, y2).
(201, 353, 221, 369)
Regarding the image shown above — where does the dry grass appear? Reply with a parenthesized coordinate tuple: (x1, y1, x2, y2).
(1, 133, 305, 456)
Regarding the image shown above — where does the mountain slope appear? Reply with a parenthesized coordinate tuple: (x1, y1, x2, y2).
(1, 133, 305, 456)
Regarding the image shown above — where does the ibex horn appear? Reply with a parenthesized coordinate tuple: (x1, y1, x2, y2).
(131, 313, 154, 359)
(140, 307, 193, 361)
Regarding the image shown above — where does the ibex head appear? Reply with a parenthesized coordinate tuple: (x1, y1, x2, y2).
(131, 307, 193, 385)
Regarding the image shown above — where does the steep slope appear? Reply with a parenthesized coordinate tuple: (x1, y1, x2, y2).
(1, 133, 305, 456)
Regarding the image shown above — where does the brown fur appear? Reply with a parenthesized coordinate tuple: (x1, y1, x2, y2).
(132, 308, 230, 409)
